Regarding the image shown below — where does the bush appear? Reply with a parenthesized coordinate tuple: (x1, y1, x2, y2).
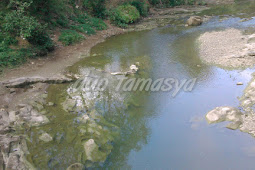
(82, 0, 107, 18)
(70, 13, 107, 35)
(58, 30, 84, 46)
(110, 4, 140, 28)
(130, 1, 149, 17)
(70, 24, 96, 35)
(3, 1, 54, 52)
(0, 45, 33, 67)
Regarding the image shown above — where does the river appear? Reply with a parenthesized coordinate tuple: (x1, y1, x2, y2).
(24, 8, 255, 170)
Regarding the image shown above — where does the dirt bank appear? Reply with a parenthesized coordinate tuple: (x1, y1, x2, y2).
(198, 28, 255, 69)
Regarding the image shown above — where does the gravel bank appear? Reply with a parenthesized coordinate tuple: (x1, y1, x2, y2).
(198, 28, 255, 69)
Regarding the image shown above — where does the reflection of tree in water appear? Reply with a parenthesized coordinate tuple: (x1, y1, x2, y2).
(96, 90, 154, 169)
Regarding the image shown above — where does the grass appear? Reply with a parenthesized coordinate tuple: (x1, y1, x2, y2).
(58, 30, 85, 46)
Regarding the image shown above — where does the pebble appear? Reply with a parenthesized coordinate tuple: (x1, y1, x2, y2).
(237, 82, 243, 85)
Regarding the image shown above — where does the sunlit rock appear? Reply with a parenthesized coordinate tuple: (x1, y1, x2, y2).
(206, 106, 242, 124)
(187, 16, 203, 26)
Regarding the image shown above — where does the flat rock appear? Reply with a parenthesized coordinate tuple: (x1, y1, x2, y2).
(1, 76, 76, 88)
(206, 106, 242, 124)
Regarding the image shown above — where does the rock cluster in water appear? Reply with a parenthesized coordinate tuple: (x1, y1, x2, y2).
(206, 75, 255, 136)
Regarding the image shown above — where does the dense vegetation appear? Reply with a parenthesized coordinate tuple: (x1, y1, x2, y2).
(0, 0, 205, 69)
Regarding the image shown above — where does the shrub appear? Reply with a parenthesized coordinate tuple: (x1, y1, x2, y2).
(130, 1, 149, 17)
(88, 17, 107, 30)
(0, 45, 33, 67)
(70, 13, 107, 35)
(3, 1, 54, 52)
(58, 30, 84, 46)
(82, 0, 107, 18)
(110, 4, 140, 28)
(70, 24, 96, 35)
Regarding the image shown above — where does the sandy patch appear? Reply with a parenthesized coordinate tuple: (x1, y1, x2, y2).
(198, 28, 255, 69)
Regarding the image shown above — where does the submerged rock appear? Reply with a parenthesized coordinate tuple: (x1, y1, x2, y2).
(39, 133, 53, 142)
(206, 106, 242, 124)
(187, 16, 203, 26)
(83, 139, 107, 163)
(66, 163, 84, 170)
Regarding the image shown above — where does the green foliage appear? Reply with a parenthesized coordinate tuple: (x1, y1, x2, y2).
(70, 13, 107, 35)
(58, 30, 84, 46)
(0, 45, 33, 67)
(3, 0, 54, 50)
(70, 24, 96, 35)
(110, 4, 140, 28)
(82, 0, 107, 18)
(88, 17, 108, 30)
(130, 1, 149, 17)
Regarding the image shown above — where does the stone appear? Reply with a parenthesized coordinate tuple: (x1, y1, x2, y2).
(80, 115, 90, 123)
(130, 65, 139, 72)
(248, 52, 255, 56)
(39, 133, 53, 142)
(33, 103, 44, 112)
(187, 16, 203, 26)
(9, 111, 17, 123)
(48, 102, 55, 106)
(206, 106, 242, 124)
(9, 88, 16, 94)
(41, 94, 48, 99)
(237, 82, 243, 85)
(67, 163, 84, 170)
(83, 139, 107, 162)
(226, 121, 242, 130)
(62, 99, 76, 112)
(1, 76, 76, 88)
(0, 84, 8, 95)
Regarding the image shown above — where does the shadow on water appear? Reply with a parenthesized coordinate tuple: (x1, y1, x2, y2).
(25, 3, 255, 169)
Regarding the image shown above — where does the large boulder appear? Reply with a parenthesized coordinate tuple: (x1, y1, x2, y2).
(187, 16, 203, 26)
(206, 106, 242, 124)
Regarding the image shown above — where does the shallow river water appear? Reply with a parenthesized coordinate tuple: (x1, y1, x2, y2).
(25, 16, 255, 169)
